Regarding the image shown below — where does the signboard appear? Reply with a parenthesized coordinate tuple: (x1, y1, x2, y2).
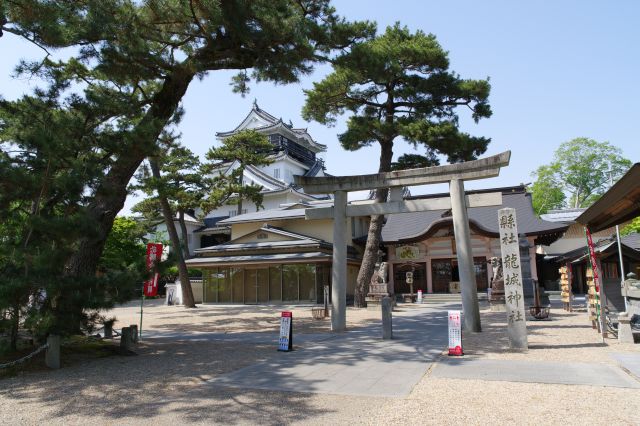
(448, 310, 463, 356)
(396, 245, 420, 260)
(498, 208, 528, 350)
(143, 243, 163, 297)
(417, 289, 423, 303)
(278, 311, 293, 351)
(406, 271, 414, 284)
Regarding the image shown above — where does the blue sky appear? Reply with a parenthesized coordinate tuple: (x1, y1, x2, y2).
(1, 1, 639, 211)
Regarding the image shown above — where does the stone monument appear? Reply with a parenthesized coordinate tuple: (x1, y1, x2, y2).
(498, 208, 528, 350)
(489, 257, 506, 312)
(366, 253, 391, 308)
(618, 273, 640, 343)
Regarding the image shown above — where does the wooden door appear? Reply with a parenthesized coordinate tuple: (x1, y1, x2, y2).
(431, 259, 452, 293)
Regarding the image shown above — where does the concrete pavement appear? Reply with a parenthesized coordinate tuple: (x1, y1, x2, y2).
(431, 358, 640, 388)
(208, 304, 452, 397)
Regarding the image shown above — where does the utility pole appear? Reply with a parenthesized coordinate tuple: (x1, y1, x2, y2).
(610, 166, 628, 311)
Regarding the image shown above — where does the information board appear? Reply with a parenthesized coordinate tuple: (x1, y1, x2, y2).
(448, 310, 463, 356)
(278, 311, 293, 351)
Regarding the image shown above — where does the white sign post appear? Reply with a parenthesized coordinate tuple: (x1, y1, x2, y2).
(448, 310, 463, 355)
(498, 208, 528, 350)
(278, 311, 293, 351)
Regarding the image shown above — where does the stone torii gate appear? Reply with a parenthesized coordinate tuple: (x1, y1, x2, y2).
(294, 151, 511, 333)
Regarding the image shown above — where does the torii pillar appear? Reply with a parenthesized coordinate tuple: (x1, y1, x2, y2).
(295, 151, 511, 333)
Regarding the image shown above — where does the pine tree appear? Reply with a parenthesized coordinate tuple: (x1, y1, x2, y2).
(303, 24, 492, 306)
(201, 130, 275, 216)
(2, 1, 374, 328)
(135, 137, 205, 308)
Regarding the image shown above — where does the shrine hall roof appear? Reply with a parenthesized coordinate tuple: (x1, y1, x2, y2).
(381, 185, 568, 246)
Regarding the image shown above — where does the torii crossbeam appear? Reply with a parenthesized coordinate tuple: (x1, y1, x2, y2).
(294, 151, 511, 333)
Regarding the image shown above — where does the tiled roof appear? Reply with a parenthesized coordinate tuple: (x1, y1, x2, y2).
(219, 201, 333, 224)
(382, 186, 568, 245)
(540, 208, 587, 223)
(621, 232, 640, 250)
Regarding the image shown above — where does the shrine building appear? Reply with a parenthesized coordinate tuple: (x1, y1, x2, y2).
(185, 185, 566, 303)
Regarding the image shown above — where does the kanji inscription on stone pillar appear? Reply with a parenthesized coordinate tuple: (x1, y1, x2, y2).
(498, 208, 528, 350)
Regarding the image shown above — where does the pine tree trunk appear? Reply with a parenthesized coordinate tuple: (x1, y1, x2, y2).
(178, 209, 191, 260)
(354, 140, 394, 307)
(9, 305, 19, 351)
(237, 167, 244, 216)
(150, 158, 196, 308)
(61, 66, 195, 315)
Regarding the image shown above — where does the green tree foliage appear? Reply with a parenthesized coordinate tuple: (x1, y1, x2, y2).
(99, 217, 146, 273)
(531, 138, 632, 213)
(201, 129, 275, 216)
(302, 23, 492, 306)
(1, 1, 373, 330)
(135, 136, 205, 260)
(0, 91, 141, 344)
(621, 217, 640, 237)
(529, 164, 565, 215)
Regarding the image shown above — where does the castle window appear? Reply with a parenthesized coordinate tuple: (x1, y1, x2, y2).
(273, 168, 280, 179)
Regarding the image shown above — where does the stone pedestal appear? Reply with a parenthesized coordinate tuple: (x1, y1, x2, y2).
(617, 313, 634, 343)
(45, 335, 61, 369)
(489, 302, 507, 312)
(120, 327, 134, 352)
(103, 322, 113, 339)
(130, 324, 139, 343)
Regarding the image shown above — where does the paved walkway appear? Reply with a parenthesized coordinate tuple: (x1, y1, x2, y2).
(611, 352, 640, 380)
(431, 358, 640, 388)
(208, 304, 452, 397)
(150, 302, 640, 396)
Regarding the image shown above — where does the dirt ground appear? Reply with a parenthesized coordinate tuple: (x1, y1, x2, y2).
(1, 301, 638, 425)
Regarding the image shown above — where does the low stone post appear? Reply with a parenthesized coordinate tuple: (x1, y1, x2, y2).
(120, 327, 134, 352)
(130, 324, 139, 343)
(382, 296, 393, 340)
(45, 334, 61, 369)
(103, 322, 113, 339)
(617, 313, 634, 343)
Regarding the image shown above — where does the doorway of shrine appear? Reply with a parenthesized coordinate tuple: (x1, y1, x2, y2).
(393, 263, 427, 295)
(431, 257, 488, 293)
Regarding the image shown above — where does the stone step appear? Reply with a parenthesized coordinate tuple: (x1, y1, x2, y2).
(409, 293, 488, 304)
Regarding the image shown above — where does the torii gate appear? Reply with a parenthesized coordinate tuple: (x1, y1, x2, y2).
(294, 151, 511, 333)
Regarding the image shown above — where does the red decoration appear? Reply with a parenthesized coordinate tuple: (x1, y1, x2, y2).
(143, 243, 163, 297)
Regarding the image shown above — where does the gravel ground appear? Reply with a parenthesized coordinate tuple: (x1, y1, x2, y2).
(462, 306, 639, 364)
(1, 302, 638, 425)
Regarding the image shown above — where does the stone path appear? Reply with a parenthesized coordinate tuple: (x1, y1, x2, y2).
(431, 358, 640, 388)
(611, 352, 640, 379)
(208, 304, 451, 397)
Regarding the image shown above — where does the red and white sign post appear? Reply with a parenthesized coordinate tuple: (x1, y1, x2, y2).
(448, 310, 463, 356)
(140, 243, 163, 340)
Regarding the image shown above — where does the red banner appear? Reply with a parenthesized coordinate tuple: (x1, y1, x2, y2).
(143, 243, 163, 297)
(585, 229, 600, 292)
